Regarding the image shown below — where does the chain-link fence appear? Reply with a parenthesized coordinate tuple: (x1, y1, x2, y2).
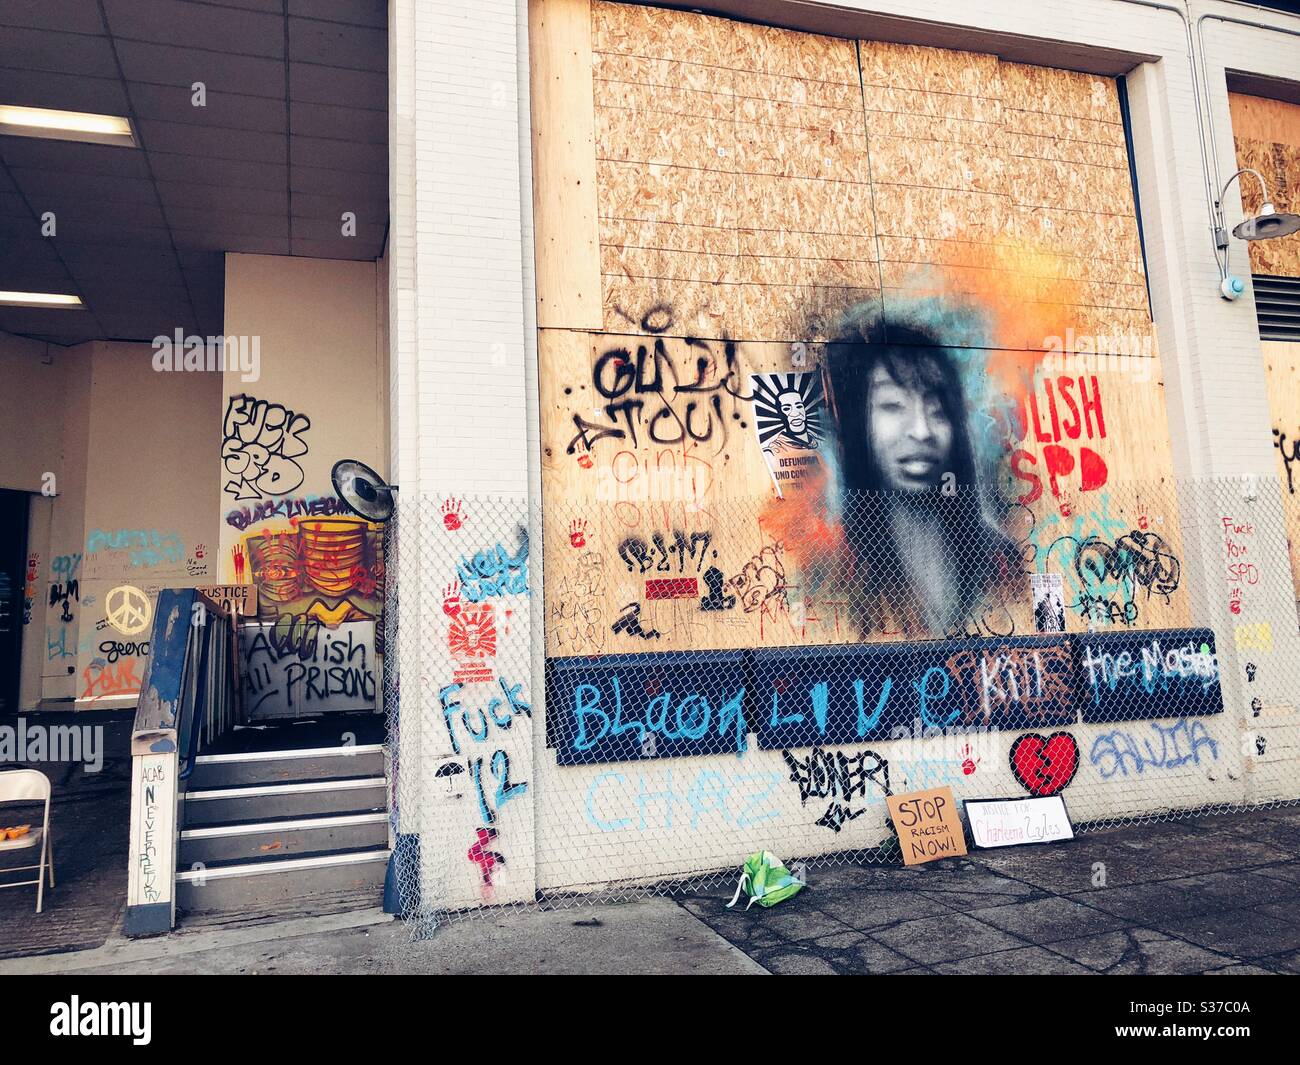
(382, 477, 1300, 935)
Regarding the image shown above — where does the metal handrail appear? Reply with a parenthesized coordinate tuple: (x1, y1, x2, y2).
(124, 588, 243, 936)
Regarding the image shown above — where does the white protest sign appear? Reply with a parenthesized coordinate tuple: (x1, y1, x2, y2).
(965, 795, 1075, 848)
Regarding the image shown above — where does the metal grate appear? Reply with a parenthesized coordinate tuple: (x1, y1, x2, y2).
(1254, 274, 1300, 341)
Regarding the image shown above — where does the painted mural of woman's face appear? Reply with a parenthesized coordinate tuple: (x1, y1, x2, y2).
(866, 362, 954, 492)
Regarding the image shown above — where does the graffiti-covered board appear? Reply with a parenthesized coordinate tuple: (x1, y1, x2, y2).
(535, 2, 1184, 662)
(238, 618, 378, 720)
(1075, 628, 1223, 723)
(546, 650, 750, 765)
(752, 636, 1076, 749)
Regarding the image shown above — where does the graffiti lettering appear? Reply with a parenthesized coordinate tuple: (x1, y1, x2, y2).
(1090, 718, 1220, 778)
(782, 746, 891, 832)
(221, 394, 311, 500)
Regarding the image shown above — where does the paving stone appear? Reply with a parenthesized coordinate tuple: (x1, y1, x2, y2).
(1169, 909, 1300, 959)
(800, 929, 917, 974)
(967, 895, 1131, 943)
(1042, 927, 1237, 974)
(751, 948, 839, 976)
(933, 945, 1094, 975)
(871, 911, 1026, 966)
(808, 883, 954, 931)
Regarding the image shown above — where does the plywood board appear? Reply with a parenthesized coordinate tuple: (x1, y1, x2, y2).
(1263, 340, 1300, 604)
(530, 0, 603, 329)
(536, 2, 1177, 659)
(1229, 93, 1300, 279)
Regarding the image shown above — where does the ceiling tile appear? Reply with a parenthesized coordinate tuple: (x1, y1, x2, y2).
(0, 27, 120, 79)
(137, 119, 286, 163)
(290, 163, 385, 197)
(0, 69, 130, 113)
(288, 1, 385, 30)
(156, 180, 287, 215)
(129, 81, 287, 132)
(0, 0, 387, 345)
(289, 235, 383, 260)
(0, 137, 152, 178)
(168, 228, 288, 254)
(289, 62, 385, 110)
(115, 39, 286, 97)
(291, 216, 384, 244)
(7, 168, 159, 204)
(0, 1, 110, 34)
(0, 307, 97, 341)
(104, 0, 284, 58)
(290, 135, 385, 174)
(291, 189, 385, 221)
(166, 204, 288, 236)
(38, 199, 169, 230)
(149, 152, 287, 190)
(291, 101, 384, 144)
(288, 18, 385, 72)
(0, 236, 63, 266)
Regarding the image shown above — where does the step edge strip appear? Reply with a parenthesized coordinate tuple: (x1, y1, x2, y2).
(181, 777, 387, 800)
(181, 812, 390, 839)
(175, 849, 391, 882)
(195, 745, 384, 764)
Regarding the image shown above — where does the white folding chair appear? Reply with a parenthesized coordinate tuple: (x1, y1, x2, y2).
(0, 769, 56, 913)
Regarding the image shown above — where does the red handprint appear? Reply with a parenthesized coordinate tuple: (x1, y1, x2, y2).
(232, 544, 245, 582)
(569, 518, 587, 548)
(441, 498, 463, 530)
(442, 580, 461, 616)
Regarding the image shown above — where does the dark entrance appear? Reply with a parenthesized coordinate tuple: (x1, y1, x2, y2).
(0, 489, 30, 717)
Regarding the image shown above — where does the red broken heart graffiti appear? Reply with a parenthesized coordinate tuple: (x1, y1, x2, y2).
(1009, 732, 1079, 796)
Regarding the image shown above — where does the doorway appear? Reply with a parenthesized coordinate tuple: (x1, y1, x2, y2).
(0, 489, 30, 717)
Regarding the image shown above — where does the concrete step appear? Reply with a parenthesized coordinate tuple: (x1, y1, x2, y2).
(175, 848, 390, 915)
(178, 812, 390, 866)
(179, 777, 387, 827)
(188, 744, 385, 789)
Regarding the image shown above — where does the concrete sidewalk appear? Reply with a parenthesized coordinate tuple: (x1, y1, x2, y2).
(4, 805, 1299, 975)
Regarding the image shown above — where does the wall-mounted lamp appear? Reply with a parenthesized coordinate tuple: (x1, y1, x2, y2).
(1214, 168, 1300, 300)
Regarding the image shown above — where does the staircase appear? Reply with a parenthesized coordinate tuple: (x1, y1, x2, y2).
(174, 741, 391, 920)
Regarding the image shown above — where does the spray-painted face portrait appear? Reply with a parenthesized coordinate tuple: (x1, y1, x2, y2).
(778, 390, 808, 438)
(866, 362, 954, 492)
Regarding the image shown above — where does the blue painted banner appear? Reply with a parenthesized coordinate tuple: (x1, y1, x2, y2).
(546, 650, 750, 766)
(752, 636, 1075, 750)
(1075, 628, 1222, 722)
(545, 628, 1223, 765)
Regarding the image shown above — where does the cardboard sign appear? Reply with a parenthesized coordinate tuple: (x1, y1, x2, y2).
(196, 583, 258, 617)
(887, 786, 967, 865)
(965, 796, 1075, 849)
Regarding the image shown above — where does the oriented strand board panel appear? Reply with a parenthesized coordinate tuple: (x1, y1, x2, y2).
(591, 0, 881, 342)
(1264, 341, 1300, 604)
(530, 0, 603, 329)
(540, 328, 1186, 654)
(532, 1, 1178, 659)
(1229, 93, 1300, 279)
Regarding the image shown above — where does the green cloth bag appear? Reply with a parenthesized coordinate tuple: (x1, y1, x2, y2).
(725, 850, 805, 910)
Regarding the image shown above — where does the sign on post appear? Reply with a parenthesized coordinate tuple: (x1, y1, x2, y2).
(196, 583, 258, 617)
(887, 786, 967, 866)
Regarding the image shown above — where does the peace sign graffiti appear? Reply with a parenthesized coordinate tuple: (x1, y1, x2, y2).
(106, 585, 152, 636)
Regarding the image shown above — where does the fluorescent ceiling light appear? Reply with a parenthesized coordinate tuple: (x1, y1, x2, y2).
(0, 104, 137, 148)
(0, 291, 85, 309)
